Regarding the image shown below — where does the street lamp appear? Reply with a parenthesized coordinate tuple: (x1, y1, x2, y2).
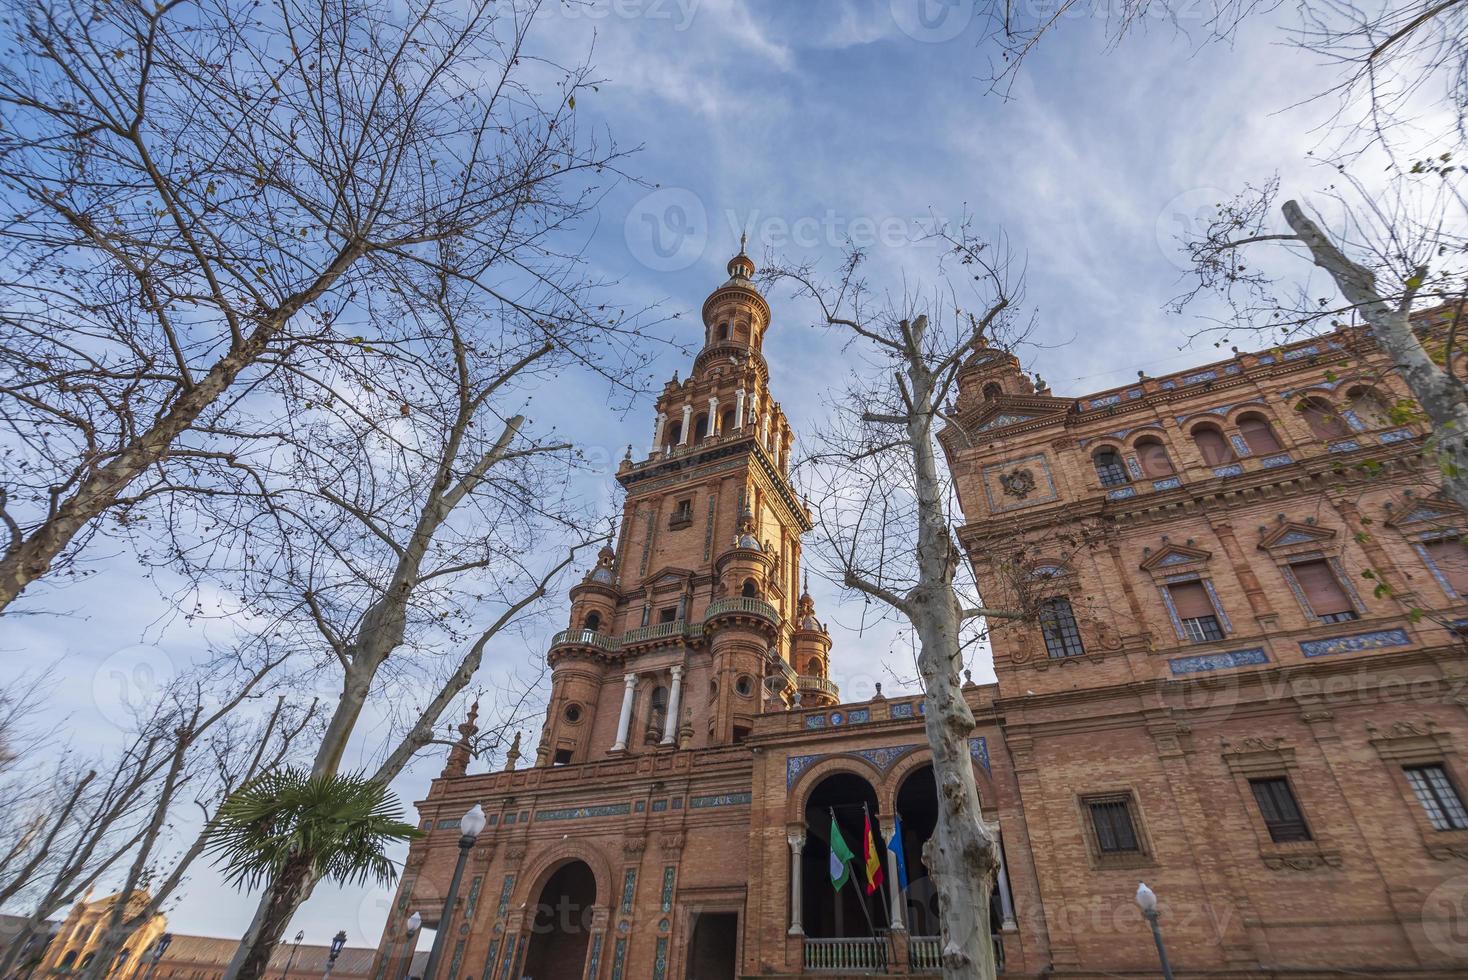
(397, 913, 422, 980)
(322, 932, 348, 980)
(420, 805, 485, 980)
(140, 934, 172, 980)
(281, 931, 306, 980)
(1135, 883, 1176, 980)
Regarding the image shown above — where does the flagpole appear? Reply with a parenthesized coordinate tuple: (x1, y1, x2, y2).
(831, 807, 879, 938)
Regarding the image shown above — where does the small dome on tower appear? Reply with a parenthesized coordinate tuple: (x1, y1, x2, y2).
(735, 504, 760, 550)
(719, 234, 759, 290)
(588, 542, 616, 583)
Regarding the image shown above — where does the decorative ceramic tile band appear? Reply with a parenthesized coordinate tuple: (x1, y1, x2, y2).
(1168, 647, 1269, 675)
(536, 803, 632, 821)
(1260, 453, 1292, 468)
(1378, 428, 1413, 443)
(1212, 463, 1244, 477)
(688, 792, 751, 808)
(1107, 486, 1137, 500)
(1298, 628, 1410, 658)
(1327, 439, 1361, 453)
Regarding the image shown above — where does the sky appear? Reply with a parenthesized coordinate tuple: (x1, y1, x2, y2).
(3, 0, 1365, 954)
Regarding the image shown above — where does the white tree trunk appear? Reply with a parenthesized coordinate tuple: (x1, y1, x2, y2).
(1281, 200, 1468, 510)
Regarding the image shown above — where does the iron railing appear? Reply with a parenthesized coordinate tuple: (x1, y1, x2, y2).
(621, 620, 686, 645)
(803, 937, 888, 972)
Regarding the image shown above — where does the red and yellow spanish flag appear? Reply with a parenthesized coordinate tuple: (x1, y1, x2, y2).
(862, 807, 885, 895)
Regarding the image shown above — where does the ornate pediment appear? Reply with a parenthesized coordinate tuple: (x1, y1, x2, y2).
(1139, 543, 1212, 571)
(969, 396, 1070, 434)
(1257, 521, 1336, 551)
(644, 567, 694, 591)
(1384, 494, 1463, 529)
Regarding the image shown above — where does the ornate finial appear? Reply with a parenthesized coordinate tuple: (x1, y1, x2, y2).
(739, 231, 748, 254)
(502, 731, 522, 772)
(623, 444, 632, 461)
(442, 699, 480, 779)
(461, 699, 480, 738)
(964, 669, 975, 687)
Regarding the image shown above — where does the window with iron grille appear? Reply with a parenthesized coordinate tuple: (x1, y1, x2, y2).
(1248, 777, 1312, 842)
(1180, 615, 1225, 642)
(1093, 449, 1129, 487)
(1405, 764, 1468, 831)
(1085, 796, 1140, 854)
(1039, 597, 1085, 658)
(1168, 580, 1225, 643)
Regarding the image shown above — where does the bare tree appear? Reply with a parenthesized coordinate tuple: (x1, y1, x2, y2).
(765, 228, 1037, 980)
(0, 652, 300, 977)
(0, 0, 631, 613)
(1176, 170, 1468, 506)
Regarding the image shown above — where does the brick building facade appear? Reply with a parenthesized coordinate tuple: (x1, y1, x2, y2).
(372, 254, 1468, 978)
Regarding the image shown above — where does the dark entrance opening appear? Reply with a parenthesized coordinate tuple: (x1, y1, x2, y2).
(801, 772, 887, 937)
(521, 860, 596, 980)
(894, 764, 1005, 941)
(685, 912, 738, 980)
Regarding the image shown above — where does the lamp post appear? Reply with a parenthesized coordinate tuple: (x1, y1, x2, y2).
(281, 931, 306, 980)
(398, 914, 422, 980)
(322, 932, 347, 980)
(1135, 883, 1176, 980)
(140, 934, 171, 980)
(420, 805, 485, 980)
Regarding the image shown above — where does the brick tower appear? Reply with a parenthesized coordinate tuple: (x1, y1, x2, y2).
(534, 243, 835, 768)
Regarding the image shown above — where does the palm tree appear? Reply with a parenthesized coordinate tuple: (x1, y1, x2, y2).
(205, 769, 419, 980)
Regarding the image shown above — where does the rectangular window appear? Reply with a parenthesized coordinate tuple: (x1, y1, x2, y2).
(1290, 559, 1357, 622)
(1086, 796, 1140, 854)
(1039, 597, 1085, 658)
(668, 498, 694, 528)
(1405, 764, 1468, 831)
(1248, 777, 1312, 842)
(1425, 538, 1468, 598)
(553, 748, 573, 766)
(657, 607, 677, 623)
(1168, 581, 1224, 642)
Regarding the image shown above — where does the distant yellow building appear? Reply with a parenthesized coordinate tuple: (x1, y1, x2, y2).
(37, 891, 165, 978)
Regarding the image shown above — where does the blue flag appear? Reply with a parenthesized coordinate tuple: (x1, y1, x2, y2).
(887, 813, 909, 891)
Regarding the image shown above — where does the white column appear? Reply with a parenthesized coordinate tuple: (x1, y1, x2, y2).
(650, 413, 665, 454)
(787, 833, 805, 935)
(886, 848, 906, 932)
(610, 673, 637, 752)
(994, 831, 1017, 929)
(733, 389, 746, 429)
(660, 666, 684, 745)
(747, 391, 760, 429)
(707, 396, 719, 433)
(679, 404, 692, 445)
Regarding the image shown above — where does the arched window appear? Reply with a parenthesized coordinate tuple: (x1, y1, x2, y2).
(1298, 396, 1349, 440)
(583, 611, 601, 632)
(1346, 386, 1393, 429)
(60, 952, 78, 969)
(741, 578, 758, 599)
(718, 322, 730, 340)
(1134, 437, 1174, 477)
(1192, 424, 1234, 466)
(1237, 413, 1283, 454)
(806, 657, 822, 676)
(983, 382, 1002, 400)
(663, 420, 682, 448)
(720, 408, 735, 434)
(1093, 448, 1129, 487)
(1039, 596, 1085, 658)
(81, 954, 95, 969)
(693, 413, 709, 441)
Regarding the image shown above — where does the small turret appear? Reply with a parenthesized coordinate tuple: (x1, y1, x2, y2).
(441, 699, 479, 778)
(791, 579, 837, 707)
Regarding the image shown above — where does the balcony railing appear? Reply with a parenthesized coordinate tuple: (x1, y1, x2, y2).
(803, 937, 888, 972)
(704, 596, 780, 623)
(797, 675, 838, 696)
(909, 935, 1004, 974)
(621, 620, 687, 645)
(549, 628, 621, 652)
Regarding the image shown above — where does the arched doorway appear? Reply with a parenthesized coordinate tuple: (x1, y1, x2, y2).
(801, 772, 888, 937)
(894, 764, 1006, 941)
(521, 860, 596, 980)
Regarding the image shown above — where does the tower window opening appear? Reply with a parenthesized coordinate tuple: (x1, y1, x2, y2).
(664, 420, 682, 448)
(805, 657, 822, 676)
(983, 381, 1002, 400)
(583, 611, 601, 632)
(553, 748, 573, 766)
(658, 606, 678, 623)
(741, 578, 758, 599)
(719, 322, 730, 340)
(694, 413, 709, 441)
(720, 408, 735, 434)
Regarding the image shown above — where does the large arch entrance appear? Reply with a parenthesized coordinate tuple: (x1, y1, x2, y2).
(800, 772, 890, 937)
(521, 860, 596, 980)
(685, 911, 738, 980)
(894, 764, 1006, 941)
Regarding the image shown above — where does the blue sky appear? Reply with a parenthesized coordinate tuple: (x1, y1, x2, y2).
(7, 0, 1354, 950)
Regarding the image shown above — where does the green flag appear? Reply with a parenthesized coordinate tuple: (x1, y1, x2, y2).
(828, 813, 854, 891)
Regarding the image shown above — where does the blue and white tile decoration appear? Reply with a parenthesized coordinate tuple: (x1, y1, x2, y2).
(1298, 628, 1410, 658)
